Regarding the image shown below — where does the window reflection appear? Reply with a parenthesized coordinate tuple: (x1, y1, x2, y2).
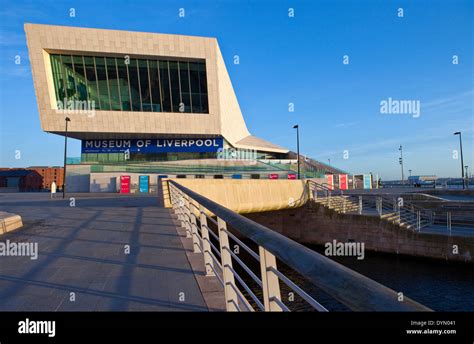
(50, 54, 208, 114)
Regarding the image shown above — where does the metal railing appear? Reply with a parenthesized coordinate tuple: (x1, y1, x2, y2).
(308, 181, 434, 231)
(168, 179, 430, 312)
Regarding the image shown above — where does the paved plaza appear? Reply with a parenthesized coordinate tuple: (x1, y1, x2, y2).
(0, 192, 222, 311)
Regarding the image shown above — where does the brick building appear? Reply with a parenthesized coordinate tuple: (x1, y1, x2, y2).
(0, 170, 43, 191)
(28, 166, 64, 190)
(0, 167, 63, 191)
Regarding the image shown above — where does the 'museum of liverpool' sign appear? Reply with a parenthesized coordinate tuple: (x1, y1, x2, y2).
(81, 138, 223, 153)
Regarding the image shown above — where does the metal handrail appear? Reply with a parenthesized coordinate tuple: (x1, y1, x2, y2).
(223, 246, 263, 287)
(313, 190, 434, 230)
(308, 180, 344, 195)
(168, 180, 430, 312)
(225, 263, 264, 311)
(268, 266, 328, 312)
(309, 182, 473, 233)
(223, 229, 261, 262)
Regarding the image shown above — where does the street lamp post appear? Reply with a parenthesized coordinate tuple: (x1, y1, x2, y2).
(465, 165, 469, 188)
(399, 145, 404, 184)
(454, 132, 465, 190)
(328, 158, 331, 167)
(63, 117, 71, 199)
(293, 124, 300, 179)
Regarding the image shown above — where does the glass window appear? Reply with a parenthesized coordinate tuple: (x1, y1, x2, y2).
(179, 61, 192, 113)
(148, 60, 161, 112)
(138, 59, 151, 112)
(198, 63, 209, 113)
(106, 57, 121, 111)
(72, 55, 88, 102)
(50, 54, 208, 113)
(50, 55, 66, 105)
(94, 57, 111, 110)
(128, 59, 141, 111)
(116, 57, 131, 111)
(159, 61, 172, 112)
(169, 61, 181, 112)
(189, 62, 201, 113)
(61, 55, 77, 102)
(83, 56, 101, 109)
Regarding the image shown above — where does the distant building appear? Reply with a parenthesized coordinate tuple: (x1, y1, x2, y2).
(0, 170, 43, 192)
(408, 175, 438, 182)
(408, 175, 437, 186)
(0, 167, 63, 192)
(28, 166, 64, 190)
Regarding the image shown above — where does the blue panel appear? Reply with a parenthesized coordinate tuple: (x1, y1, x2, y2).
(82, 138, 223, 154)
(139, 175, 149, 193)
(363, 174, 372, 189)
(231, 174, 242, 179)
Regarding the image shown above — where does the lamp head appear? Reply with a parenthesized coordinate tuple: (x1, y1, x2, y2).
(293, 124, 299, 129)
(65, 117, 71, 122)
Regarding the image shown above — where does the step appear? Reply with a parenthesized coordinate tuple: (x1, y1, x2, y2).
(381, 212, 398, 219)
(383, 215, 400, 222)
(399, 222, 415, 230)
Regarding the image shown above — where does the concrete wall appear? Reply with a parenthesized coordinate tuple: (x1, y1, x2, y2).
(66, 165, 91, 192)
(89, 172, 164, 193)
(163, 179, 308, 214)
(245, 203, 474, 264)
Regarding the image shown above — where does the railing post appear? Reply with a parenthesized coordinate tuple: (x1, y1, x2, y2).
(169, 184, 176, 209)
(416, 210, 420, 232)
(447, 212, 452, 235)
(189, 199, 202, 253)
(175, 189, 185, 227)
(342, 197, 346, 214)
(173, 188, 184, 227)
(183, 194, 192, 239)
(378, 197, 382, 216)
(217, 217, 239, 311)
(308, 182, 313, 200)
(259, 246, 283, 311)
(358, 196, 362, 215)
(200, 205, 215, 276)
(397, 202, 401, 224)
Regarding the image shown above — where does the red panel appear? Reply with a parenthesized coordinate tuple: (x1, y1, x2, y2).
(326, 174, 334, 190)
(269, 174, 279, 180)
(288, 173, 297, 180)
(120, 175, 131, 193)
(339, 174, 348, 190)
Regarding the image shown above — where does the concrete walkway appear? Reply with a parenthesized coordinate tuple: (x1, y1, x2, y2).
(0, 193, 223, 311)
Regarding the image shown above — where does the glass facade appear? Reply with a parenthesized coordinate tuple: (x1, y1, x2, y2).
(50, 54, 209, 113)
(81, 151, 217, 163)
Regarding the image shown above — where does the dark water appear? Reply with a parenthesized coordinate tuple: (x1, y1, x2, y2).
(234, 241, 474, 312)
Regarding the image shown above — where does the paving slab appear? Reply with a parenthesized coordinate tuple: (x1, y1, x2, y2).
(0, 192, 225, 311)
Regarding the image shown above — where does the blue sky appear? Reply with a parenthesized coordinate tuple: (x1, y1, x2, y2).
(0, 0, 472, 179)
